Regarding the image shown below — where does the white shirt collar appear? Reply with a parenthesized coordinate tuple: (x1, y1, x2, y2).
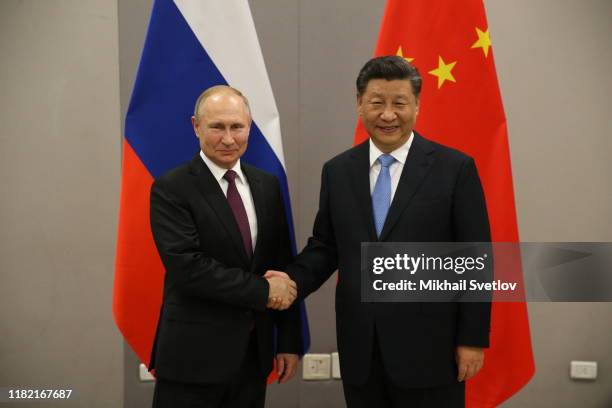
(200, 151, 246, 183)
(369, 131, 414, 167)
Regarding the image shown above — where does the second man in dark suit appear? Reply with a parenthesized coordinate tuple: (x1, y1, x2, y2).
(267, 56, 492, 407)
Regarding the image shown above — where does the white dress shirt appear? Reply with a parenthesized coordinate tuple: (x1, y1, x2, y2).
(200, 151, 258, 249)
(369, 132, 414, 203)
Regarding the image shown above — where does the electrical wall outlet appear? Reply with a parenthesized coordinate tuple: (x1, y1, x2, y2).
(302, 354, 331, 380)
(331, 352, 341, 379)
(570, 361, 597, 380)
(139, 363, 155, 382)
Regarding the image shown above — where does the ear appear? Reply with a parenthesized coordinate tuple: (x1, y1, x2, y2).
(415, 98, 420, 115)
(356, 94, 363, 115)
(191, 116, 199, 137)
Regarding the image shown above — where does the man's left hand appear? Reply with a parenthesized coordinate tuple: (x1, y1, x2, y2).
(276, 353, 299, 383)
(456, 346, 484, 382)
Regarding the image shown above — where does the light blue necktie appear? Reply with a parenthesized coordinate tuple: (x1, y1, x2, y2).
(372, 154, 395, 238)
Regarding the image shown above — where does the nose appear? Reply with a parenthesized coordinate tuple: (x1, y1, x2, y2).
(221, 130, 235, 145)
(380, 105, 396, 121)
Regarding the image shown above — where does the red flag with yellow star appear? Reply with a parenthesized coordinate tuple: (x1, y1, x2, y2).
(354, 0, 535, 406)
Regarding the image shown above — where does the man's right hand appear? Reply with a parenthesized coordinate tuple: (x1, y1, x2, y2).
(265, 271, 297, 310)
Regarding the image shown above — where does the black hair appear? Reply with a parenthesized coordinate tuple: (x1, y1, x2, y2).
(356, 56, 422, 97)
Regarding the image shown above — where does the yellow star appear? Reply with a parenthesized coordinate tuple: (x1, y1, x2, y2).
(396, 46, 415, 62)
(471, 27, 491, 57)
(428, 56, 457, 89)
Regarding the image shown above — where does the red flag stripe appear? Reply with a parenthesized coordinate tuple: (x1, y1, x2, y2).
(113, 140, 164, 366)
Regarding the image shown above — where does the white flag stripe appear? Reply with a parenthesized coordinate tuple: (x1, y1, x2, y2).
(174, 0, 286, 167)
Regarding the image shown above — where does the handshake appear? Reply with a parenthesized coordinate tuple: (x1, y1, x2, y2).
(264, 270, 297, 310)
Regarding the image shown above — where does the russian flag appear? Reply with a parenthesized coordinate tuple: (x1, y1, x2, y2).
(113, 0, 310, 381)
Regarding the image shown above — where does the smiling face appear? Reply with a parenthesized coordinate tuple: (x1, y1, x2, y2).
(192, 91, 251, 169)
(357, 78, 419, 153)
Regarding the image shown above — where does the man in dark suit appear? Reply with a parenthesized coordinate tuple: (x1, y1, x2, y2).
(149, 85, 301, 408)
(267, 56, 491, 407)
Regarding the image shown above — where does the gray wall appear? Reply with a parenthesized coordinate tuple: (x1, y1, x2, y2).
(488, 1, 612, 407)
(0, 0, 123, 407)
(1, 0, 610, 407)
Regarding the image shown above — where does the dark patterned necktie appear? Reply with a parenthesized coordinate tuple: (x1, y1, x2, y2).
(223, 170, 253, 256)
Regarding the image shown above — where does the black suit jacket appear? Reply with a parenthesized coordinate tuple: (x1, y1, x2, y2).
(149, 155, 301, 384)
(286, 133, 491, 387)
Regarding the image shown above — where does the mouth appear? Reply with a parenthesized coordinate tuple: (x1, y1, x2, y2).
(217, 149, 238, 155)
(377, 125, 399, 134)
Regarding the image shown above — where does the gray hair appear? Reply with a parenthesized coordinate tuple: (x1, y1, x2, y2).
(193, 85, 251, 123)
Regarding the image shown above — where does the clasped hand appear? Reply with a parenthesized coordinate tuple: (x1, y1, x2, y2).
(265, 270, 297, 310)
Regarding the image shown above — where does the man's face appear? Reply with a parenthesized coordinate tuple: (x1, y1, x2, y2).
(192, 92, 251, 169)
(357, 79, 419, 153)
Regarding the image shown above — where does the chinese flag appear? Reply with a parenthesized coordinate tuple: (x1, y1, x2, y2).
(354, 0, 535, 406)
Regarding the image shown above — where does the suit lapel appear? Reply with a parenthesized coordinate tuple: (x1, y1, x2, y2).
(349, 141, 378, 241)
(242, 164, 266, 274)
(379, 133, 436, 241)
(189, 155, 250, 266)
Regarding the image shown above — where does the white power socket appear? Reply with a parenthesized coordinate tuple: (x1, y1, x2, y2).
(302, 354, 331, 380)
(331, 352, 341, 379)
(139, 363, 155, 382)
(570, 361, 597, 380)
